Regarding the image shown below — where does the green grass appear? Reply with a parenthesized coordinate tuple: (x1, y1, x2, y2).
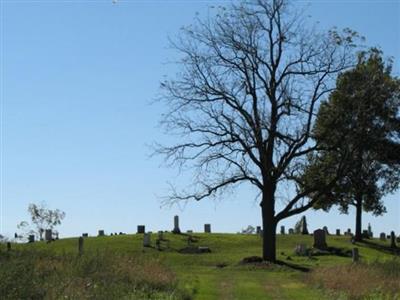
(2, 233, 399, 299)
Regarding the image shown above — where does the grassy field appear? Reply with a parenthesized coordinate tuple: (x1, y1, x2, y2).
(1, 233, 399, 299)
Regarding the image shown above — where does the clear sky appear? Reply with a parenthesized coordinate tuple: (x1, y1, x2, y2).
(1, 0, 399, 238)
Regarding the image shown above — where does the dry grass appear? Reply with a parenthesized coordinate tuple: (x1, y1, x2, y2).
(0, 249, 187, 299)
(307, 259, 400, 299)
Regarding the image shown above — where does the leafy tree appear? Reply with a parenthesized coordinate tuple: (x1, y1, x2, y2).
(156, 0, 359, 261)
(18, 203, 66, 241)
(305, 49, 400, 241)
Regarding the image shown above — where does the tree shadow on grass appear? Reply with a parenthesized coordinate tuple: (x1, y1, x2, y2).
(358, 239, 400, 256)
(276, 260, 310, 272)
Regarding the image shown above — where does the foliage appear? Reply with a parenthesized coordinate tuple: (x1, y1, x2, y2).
(156, 0, 360, 262)
(17, 203, 66, 241)
(302, 49, 400, 239)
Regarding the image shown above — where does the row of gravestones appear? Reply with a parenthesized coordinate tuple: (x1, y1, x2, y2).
(81, 215, 212, 238)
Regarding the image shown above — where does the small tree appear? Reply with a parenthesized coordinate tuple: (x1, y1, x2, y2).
(18, 203, 66, 241)
(304, 49, 400, 241)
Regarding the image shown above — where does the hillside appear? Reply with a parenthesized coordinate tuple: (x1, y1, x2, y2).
(2, 233, 399, 299)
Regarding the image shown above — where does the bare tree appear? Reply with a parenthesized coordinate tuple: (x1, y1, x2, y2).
(156, 0, 359, 262)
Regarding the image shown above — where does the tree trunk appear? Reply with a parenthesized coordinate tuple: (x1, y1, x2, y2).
(261, 188, 277, 262)
(355, 195, 363, 241)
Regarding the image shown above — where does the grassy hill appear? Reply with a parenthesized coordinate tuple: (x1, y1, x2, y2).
(2, 233, 399, 299)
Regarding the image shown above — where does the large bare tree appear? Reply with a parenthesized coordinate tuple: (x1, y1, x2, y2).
(156, 0, 359, 262)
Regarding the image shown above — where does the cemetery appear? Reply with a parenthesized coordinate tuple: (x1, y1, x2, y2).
(1, 214, 400, 299)
(2, 0, 399, 299)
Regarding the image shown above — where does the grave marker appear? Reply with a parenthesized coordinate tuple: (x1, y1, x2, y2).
(204, 224, 211, 233)
(78, 237, 84, 255)
(143, 233, 151, 247)
(352, 247, 359, 262)
(313, 229, 327, 249)
(137, 225, 145, 234)
(172, 215, 181, 234)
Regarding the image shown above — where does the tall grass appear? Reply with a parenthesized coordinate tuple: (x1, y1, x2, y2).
(308, 259, 400, 299)
(0, 248, 191, 299)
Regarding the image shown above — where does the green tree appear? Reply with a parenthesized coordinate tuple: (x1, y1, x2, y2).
(156, 0, 359, 262)
(18, 203, 66, 241)
(305, 49, 400, 241)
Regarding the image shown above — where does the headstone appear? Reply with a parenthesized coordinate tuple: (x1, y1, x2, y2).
(390, 231, 396, 248)
(346, 228, 351, 235)
(295, 216, 308, 234)
(323, 226, 330, 235)
(98, 230, 105, 237)
(380, 232, 386, 241)
(82, 233, 88, 237)
(352, 247, 359, 262)
(6, 242, 11, 251)
(204, 224, 211, 233)
(313, 229, 327, 249)
(362, 230, 369, 239)
(280, 226, 285, 235)
(336, 229, 340, 236)
(143, 233, 151, 247)
(186, 230, 193, 234)
(137, 225, 145, 234)
(258, 229, 263, 237)
(172, 215, 181, 234)
(45, 229, 52, 241)
(78, 237, 84, 255)
(288, 228, 294, 234)
(294, 244, 307, 256)
(256, 226, 261, 234)
(28, 235, 35, 243)
(367, 223, 373, 238)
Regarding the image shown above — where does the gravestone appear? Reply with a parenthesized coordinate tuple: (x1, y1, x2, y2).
(362, 230, 369, 239)
(186, 230, 193, 234)
(380, 232, 386, 241)
(346, 228, 351, 235)
(82, 233, 88, 237)
(258, 229, 263, 237)
(294, 244, 307, 256)
(28, 235, 35, 243)
(352, 247, 359, 262)
(172, 215, 181, 234)
(313, 229, 327, 249)
(78, 237, 84, 255)
(280, 226, 285, 235)
(45, 229, 52, 241)
(7, 242, 11, 251)
(204, 224, 211, 233)
(288, 228, 294, 234)
(323, 226, 330, 235)
(390, 231, 396, 248)
(367, 223, 373, 238)
(98, 230, 105, 237)
(137, 225, 145, 234)
(336, 229, 340, 236)
(295, 216, 308, 234)
(143, 233, 151, 247)
(256, 226, 261, 234)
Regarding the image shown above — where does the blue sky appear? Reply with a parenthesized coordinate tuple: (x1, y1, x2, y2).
(1, 0, 399, 238)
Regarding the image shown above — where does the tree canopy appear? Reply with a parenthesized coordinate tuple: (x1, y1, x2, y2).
(304, 49, 400, 240)
(156, 0, 360, 261)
